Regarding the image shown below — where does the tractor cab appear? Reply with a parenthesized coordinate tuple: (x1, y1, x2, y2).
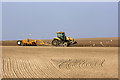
(56, 32, 65, 40)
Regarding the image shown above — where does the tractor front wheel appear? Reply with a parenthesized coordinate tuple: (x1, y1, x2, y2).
(63, 42, 70, 47)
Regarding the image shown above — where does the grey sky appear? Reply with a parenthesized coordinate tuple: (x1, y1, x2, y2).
(2, 2, 118, 40)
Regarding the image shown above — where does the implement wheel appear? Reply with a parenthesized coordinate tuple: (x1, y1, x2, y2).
(17, 40, 22, 46)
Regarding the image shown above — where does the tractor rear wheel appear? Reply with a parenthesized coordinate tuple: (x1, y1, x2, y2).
(52, 39, 59, 46)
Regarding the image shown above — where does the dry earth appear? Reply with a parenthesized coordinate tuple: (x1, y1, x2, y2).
(1, 46, 118, 78)
(1, 37, 119, 47)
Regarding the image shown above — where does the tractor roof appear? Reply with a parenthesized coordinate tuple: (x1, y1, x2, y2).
(56, 32, 65, 34)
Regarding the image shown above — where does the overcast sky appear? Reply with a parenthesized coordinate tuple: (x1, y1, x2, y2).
(2, 2, 118, 40)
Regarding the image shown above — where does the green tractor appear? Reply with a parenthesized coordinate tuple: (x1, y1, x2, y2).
(52, 32, 77, 47)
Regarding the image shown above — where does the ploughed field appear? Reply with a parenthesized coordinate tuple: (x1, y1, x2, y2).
(1, 37, 119, 47)
(2, 46, 118, 78)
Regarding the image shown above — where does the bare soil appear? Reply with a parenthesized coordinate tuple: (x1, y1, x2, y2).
(2, 46, 118, 78)
(1, 37, 119, 47)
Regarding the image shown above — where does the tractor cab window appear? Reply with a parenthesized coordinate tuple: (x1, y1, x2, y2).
(57, 33, 65, 40)
(57, 33, 64, 37)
